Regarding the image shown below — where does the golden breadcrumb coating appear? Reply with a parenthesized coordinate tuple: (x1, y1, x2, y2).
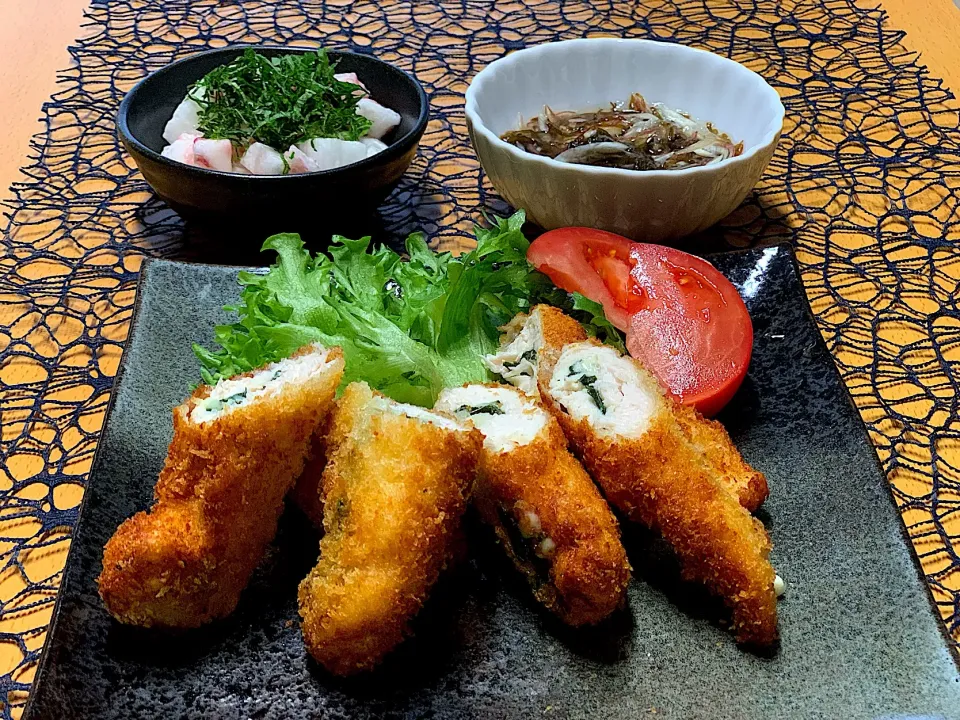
(672, 402, 768, 512)
(290, 433, 329, 529)
(531, 304, 589, 382)
(98, 345, 344, 628)
(298, 382, 481, 676)
(500, 307, 767, 513)
(541, 340, 777, 645)
(469, 391, 630, 626)
(498, 304, 588, 391)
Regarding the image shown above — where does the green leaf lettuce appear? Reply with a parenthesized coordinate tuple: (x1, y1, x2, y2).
(194, 211, 626, 406)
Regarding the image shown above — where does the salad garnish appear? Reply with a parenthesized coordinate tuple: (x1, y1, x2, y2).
(193, 211, 624, 406)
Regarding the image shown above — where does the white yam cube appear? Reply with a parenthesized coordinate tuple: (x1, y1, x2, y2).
(356, 98, 401, 140)
(240, 142, 287, 175)
(160, 133, 199, 165)
(285, 145, 321, 174)
(297, 138, 369, 170)
(193, 138, 234, 172)
(163, 95, 203, 144)
(334, 72, 368, 94)
(359, 137, 388, 158)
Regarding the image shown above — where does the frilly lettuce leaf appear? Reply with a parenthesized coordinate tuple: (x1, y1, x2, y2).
(194, 211, 626, 406)
(569, 292, 627, 353)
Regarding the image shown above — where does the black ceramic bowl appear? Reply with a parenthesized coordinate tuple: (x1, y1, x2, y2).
(117, 46, 429, 236)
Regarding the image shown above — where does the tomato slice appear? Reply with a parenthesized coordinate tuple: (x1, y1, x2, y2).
(590, 253, 645, 315)
(526, 227, 636, 330)
(526, 228, 753, 417)
(626, 244, 752, 417)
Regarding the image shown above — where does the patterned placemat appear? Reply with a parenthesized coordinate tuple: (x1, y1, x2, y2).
(1, 0, 959, 715)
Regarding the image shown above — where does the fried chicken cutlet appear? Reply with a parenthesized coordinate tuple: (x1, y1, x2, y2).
(485, 304, 588, 396)
(298, 382, 481, 675)
(98, 343, 344, 628)
(290, 435, 329, 530)
(542, 341, 777, 645)
(486, 305, 767, 512)
(436, 383, 629, 626)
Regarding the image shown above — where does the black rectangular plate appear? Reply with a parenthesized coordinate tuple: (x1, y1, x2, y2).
(24, 245, 960, 719)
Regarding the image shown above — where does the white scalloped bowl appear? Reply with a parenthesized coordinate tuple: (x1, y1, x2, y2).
(465, 39, 784, 242)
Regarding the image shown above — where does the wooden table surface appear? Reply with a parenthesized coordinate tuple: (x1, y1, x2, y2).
(0, 0, 957, 204)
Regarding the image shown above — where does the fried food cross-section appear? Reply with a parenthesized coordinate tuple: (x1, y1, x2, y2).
(542, 340, 778, 645)
(298, 382, 481, 676)
(485, 304, 587, 396)
(98, 343, 344, 629)
(436, 383, 629, 626)
(486, 306, 767, 511)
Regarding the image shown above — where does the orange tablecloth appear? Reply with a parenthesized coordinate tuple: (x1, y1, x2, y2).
(1, 0, 959, 716)
(1, 0, 959, 209)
